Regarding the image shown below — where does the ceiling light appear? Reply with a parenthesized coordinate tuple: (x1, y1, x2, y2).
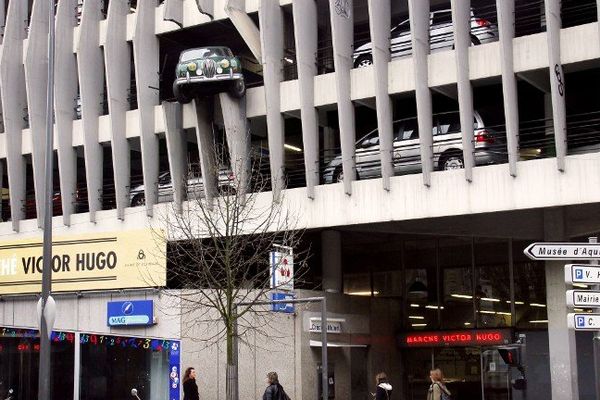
(530, 303, 546, 308)
(411, 323, 427, 327)
(425, 305, 444, 310)
(409, 316, 425, 320)
(346, 291, 378, 296)
(481, 297, 500, 302)
(464, 322, 471, 326)
(451, 294, 473, 299)
(478, 310, 496, 314)
(529, 320, 548, 324)
(284, 143, 302, 152)
(497, 312, 512, 316)
(410, 304, 420, 308)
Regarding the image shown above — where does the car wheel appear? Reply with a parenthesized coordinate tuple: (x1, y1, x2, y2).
(131, 194, 146, 207)
(441, 154, 465, 170)
(229, 79, 246, 98)
(173, 82, 193, 104)
(354, 54, 373, 68)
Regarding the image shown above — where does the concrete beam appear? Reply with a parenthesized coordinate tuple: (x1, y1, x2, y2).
(104, 0, 132, 219)
(133, 0, 160, 216)
(408, 0, 434, 187)
(367, 0, 394, 191)
(450, 0, 475, 182)
(225, 0, 261, 62)
(496, 0, 519, 177)
(329, 0, 356, 195)
(292, 0, 319, 198)
(54, 0, 79, 225)
(219, 93, 250, 195)
(76, 0, 104, 222)
(162, 101, 186, 213)
(259, 0, 285, 196)
(544, 0, 567, 172)
(195, 0, 214, 20)
(0, 0, 27, 229)
(192, 98, 217, 203)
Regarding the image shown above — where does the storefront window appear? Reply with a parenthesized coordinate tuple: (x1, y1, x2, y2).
(513, 241, 547, 329)
(0, 328, 75, 400)
(80, 333, 174, 400)
(405, 239, 439, 330)
(439, 238, 474, 329)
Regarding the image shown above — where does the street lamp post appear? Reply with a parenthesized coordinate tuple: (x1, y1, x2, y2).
(37, 0, 56, 398)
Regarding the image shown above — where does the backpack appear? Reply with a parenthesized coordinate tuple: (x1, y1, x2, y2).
(435, 383, 451, 400)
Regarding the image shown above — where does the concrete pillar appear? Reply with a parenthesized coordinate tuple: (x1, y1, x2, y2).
(219, 93, 251, 195)
(192, 98, 218, 203)
(322, 230, 342, 293)
(225, 0, 261, 61)
(162, 101, 186, 212)
(543, 207, 579, 400)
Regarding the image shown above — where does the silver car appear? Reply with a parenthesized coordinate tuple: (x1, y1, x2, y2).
(353, 8, 498, 68)
(323, 111, 506, 183)
(130, 167, 236, 206)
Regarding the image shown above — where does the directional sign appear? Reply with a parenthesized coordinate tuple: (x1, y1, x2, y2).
(565, 264, 600, 284)
(566, 290, 600, 307)
(524, 242, 600, 260)
(568, 313, 600, 330)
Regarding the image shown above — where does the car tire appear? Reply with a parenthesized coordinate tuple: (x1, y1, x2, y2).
(354, 54, 373, 68)
(440, 153, 465, 171)
(131, 194, 146, 207)
(173, 82, 193, 104)
(229, 79, 246, 98)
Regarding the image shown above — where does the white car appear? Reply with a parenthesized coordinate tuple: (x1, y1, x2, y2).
(322, 111, 506, 183)
(353, 8, 498, 68)
(130, 167, 235, 206)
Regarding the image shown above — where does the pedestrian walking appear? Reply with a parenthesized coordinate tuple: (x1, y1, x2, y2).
(427, 368, 451, 400)
(372, 372, 392, 400)
(183, 367, 200, 400)
(262, 371, 290, 400)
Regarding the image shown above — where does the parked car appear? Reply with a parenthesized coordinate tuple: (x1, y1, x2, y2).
(322, 111, 506, 183)
(129, 167, 236, 206)
(173, 46, 245, 103)
(353, 8, 498, 68)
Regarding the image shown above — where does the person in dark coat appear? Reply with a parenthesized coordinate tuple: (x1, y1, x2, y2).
(374, 372, 392, 400)
(262, 371, 284, 400)
(182, 367, 200, 400)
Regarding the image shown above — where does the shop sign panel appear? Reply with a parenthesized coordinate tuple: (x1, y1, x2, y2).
(269, 247, 293, 291)
(524, 242, 600, 260)
(0, 229, 166, 294)
(565, 264, 600, 284)
(566, 290, 600, 308)
(309, 318, 343, 334)
(568, 313, 600, 330)
(400, 329, 512, 347)
(107, 300, 155, 327)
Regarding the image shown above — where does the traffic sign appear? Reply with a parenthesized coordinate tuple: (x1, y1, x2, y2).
(568, 313, 600, 330)
(524, 242, 600, 260)
(566, 290, 600, 307)
(565, 264, 600, 284)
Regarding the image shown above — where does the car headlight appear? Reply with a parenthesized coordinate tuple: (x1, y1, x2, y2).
(217, 67, 223, 74)
(220, 59, 230, 68)
(187, 62, 196, 72)
(230, 59, 237, 68)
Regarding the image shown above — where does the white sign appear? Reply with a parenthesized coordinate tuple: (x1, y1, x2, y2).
(269, 248, 294, 291)
(568, 313, 600, 330)
(566, 290, 600, 307)
(524, 242, 600, 260)
(309, 318, 343, 334)
(565, 264, 600, 284)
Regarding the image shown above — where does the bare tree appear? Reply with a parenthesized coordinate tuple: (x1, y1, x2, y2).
(149, 153, 308, 400)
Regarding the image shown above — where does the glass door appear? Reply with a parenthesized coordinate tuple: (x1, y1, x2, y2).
(434, 347, 482, 400)
(482, 348, 511, 400)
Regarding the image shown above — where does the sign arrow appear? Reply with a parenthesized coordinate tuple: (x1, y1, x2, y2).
(568, 313, 600, 331)
(524, 242, 600, 260)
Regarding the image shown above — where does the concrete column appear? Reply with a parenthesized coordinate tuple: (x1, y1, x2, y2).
(496, 0, 519, 177)
(408, 0, 434, 187)
(543, 207, 579, 400)
(192, 98, 217, 203)
(544, 0, 567, 172)
(162, 101, 186, 212)
(450, 0, 475, 182)
(329, 0, 356, 195)
(322, 230, 342, 293)
(293, 0, 319, 198)
(219, 93, 250, 196)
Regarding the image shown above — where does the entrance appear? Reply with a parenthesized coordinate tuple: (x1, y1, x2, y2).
(404, 346, 511, 400)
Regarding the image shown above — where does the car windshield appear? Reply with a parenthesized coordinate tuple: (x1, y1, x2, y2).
(180, 48, 231, 61)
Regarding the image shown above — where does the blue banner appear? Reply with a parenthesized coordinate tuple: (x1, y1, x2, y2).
(169, 341, 181, 400)
(107, 300, 154, 327)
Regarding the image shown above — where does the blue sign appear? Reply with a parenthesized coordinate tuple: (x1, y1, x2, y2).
(169, 341, 181, 400)
(107, 300, 154, 327)
(271, 292, 295, 313)
(575, 268, 584, 280)
(577, 316, 586, 328)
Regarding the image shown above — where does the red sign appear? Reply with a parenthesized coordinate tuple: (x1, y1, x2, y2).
(402, 329, 511, 347)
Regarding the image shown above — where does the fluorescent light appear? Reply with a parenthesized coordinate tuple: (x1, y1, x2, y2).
(411, 323, 427, 327)
(530, 303, 546, 308)
(346, 291, 378, 296)
(497, 312, 512, 316)
(481, 297, 500, 303)
(506, 301, 526, 305)
(529, 320, 548, 324)
(284, 143, 302, 152)
(425, 305, 444, 310)
(410, 304, 420, 308)
(451, 294, 473, 299)
(464, 322, 471, 326)
(478, 310, 496, 314)
(409, 316, 425, 320)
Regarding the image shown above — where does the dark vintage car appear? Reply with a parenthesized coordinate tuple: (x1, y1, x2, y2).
(173, 46, 245, 103)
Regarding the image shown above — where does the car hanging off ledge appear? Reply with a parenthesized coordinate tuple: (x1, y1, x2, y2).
(173, 46, 246, 103)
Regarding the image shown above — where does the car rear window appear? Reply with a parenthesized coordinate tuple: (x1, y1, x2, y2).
(431, 10, 452, 25)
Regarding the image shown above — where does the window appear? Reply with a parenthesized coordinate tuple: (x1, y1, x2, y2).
(391, 18, 410, 34)
(435, 112, 461, 135)
(394, 118, 419, 141)
(431, 11, 453, 26)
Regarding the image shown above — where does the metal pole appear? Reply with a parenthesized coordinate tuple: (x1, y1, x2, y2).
(589, 236, 600, 400)
(38, 0, 56, 399)
(321, 296, 328, 400)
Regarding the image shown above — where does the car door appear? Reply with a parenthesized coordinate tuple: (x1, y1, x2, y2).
(390, 18, 413, 59)
(433, 112, 464, 168)
(392, 118, 422, 175)
(355, 130, 381, 179)
(430, 10, 454, 52)
(156, 172, 173, 203)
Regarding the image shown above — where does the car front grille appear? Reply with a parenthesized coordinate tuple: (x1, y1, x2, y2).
(203, 59, 217, 78)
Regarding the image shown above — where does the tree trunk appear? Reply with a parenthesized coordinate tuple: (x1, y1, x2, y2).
(226, 323, 239, 400)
